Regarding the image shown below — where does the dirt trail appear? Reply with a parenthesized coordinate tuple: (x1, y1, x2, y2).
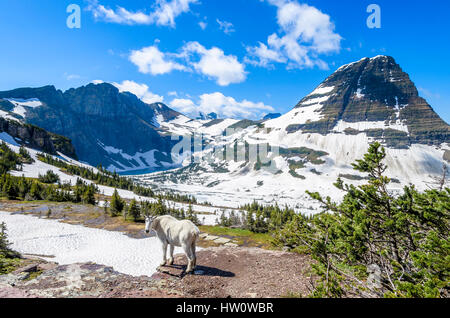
(156, 246, 313, 298)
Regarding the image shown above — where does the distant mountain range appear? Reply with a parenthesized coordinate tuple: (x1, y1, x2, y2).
(135, 56, 449, 204)
(0, 83, 181, 172)
(0, 56, 448, 185)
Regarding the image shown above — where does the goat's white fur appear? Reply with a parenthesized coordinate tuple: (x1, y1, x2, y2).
(146, 215, 200, 273)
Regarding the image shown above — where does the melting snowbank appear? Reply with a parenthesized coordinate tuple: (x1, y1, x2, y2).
(0, 212, 191, 277)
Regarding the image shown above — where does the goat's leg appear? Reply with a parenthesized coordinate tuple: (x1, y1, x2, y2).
(160, 242, 168, 267)
(183, 243, 194, 273)
(168, 244, 174, 265)
(191, 241, 197, 268)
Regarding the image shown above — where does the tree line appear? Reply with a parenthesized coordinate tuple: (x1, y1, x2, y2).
(37, 153, 200, 205)
(218, 201, 299, 233)
(107, 189, 200, 225)
(0, 142, 201, 225)
(1, 173, 98, 205)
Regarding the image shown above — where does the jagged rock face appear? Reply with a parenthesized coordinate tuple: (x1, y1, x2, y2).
(0, 117, 77, 158)
(288, 56, 449, 148)
(0, 83, 181, 171)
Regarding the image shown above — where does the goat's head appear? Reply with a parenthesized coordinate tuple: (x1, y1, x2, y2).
(145, 215, 156, 234)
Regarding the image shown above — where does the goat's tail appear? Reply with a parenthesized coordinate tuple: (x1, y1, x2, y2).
(192, 227, 200, 244)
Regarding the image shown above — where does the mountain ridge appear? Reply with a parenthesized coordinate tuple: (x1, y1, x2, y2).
(0, 83, 182, 172)
(135, 55, 449, 207)
(0, 55, 448, 175)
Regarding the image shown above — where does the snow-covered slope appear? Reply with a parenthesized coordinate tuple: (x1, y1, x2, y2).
(136, 56, 449, 212)
(1, 56, 448, 215)
(4, 98, 43, 118)
(0, 133, 236, 222)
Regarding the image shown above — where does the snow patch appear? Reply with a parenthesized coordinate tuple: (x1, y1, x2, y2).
(308, 86, 335, 96)
(300, 95, 330, 106)
(5, 98, 43, 118)
(265, 103, 324, 129)
(97, 141, 175, 172)
(0, 212, 191, 277)
(332, 120, 409, 134)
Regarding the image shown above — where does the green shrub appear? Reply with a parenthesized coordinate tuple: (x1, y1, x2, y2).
(38, 170, 60, 184)
(0, 222, 20, 274)
(276, 142, 449, 298)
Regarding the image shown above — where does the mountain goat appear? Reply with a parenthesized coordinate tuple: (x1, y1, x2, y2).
(145, 215, 200, 273)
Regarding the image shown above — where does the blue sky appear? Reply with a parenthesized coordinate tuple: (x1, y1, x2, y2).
(0, 0, 449, 122)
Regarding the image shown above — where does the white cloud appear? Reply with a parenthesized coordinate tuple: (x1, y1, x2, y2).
(129, 42, 247, 86)
(169, 92, 274, 119)
(246, 0, 342, 70)
(181, 42, 247, 86)
(216, 19, 235, 34)
(245, 42, 286, 67)
(152, 0, 199, 27)
(198, 21, 207, 30)
(169, 98, 197, 113)
(129, 45, 187, 75)
(112, 80, 164, 104)
(65, 73, 82, 81)
(86, 0, 198, 27)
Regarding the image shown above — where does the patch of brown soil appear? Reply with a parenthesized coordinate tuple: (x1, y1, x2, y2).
(155, 246, 313, 298)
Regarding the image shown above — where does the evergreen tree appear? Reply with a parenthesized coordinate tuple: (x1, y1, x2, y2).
(110, 189, 124, 217)
(127, 199, 140, 222)
(0, 222, 20, 274)
(186, 204, 200, 225)
(38, 170, 60, 184)
(276, 142, 450, 298)
(152, 197, 167, 216)
(29, 181, 42, 200)
(2, 176, 18, 200)
(81, 184, 96, 205)
(103, 200, 109, 215)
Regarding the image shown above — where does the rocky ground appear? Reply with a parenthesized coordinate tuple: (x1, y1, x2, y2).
(0, 247, 313, 298)
(0, 201, 315, 298)
(158, 246, 313, 298)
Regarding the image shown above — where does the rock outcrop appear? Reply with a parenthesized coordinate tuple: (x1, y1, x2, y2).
(0, 117, 77, 158)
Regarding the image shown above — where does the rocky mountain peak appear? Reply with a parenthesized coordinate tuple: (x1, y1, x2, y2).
(0, 85, 64, 107)
(0, 83, 184, 171)
(289, 55, 449, 148)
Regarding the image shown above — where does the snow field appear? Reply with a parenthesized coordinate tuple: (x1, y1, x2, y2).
(0, 212, 191, 277)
